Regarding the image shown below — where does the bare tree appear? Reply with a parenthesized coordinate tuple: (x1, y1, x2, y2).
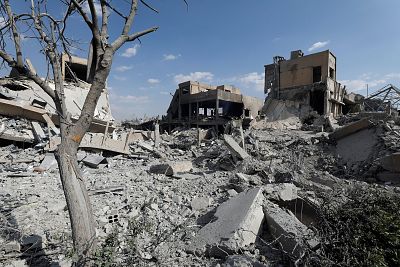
(0, 0, 159, 265)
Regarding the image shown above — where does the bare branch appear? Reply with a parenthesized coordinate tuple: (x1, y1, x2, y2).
(122, 0, 138, 36)
(70, 0, 94, 30)
(100, 0, 108, 39)
(126, 26, 158, 42)
(140, 0, 159, 13)
(4, 0, 23, 67)
(112, 26, 158, 51)
(102, 1, 127, 20)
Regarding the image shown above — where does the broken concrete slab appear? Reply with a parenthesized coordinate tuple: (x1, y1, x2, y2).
(336, 128, 377, 165)
(39, 153, 58, 171)
(31, 121, 46, 141)
(223, 134, 250, 160)
(149, 161, 193, 176)
(263, 199, 317, 258)
(329, 118, 373, 140)
(379, 152, 400, 173)
(82, 154, 105, 168)
(188, 187, 264, 257)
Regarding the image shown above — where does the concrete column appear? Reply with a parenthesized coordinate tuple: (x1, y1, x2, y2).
(154, 122, 160, 148)
(196, 102, 199, 121)
(189, 103, 192, 126)
(216, 98, 219, 121)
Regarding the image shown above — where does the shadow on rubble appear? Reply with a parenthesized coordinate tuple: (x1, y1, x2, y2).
(0, 139, 34, 149)
(0, 207, 60, 266)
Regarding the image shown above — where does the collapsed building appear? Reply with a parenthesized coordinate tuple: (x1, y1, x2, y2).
(1, 49, 400, 267)
(264, 50, 346, 117)
(164, 81, 263, 131)
(0, 54, 114, 134)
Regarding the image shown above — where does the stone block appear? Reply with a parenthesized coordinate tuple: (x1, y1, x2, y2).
(263, 200, 317, 258)
(39, 153, 57, 170)
(188, 187, 264, 257)
(224, 134, 250, 160)
(82, 154, 105, 168)
(380, 152, 400, 173)
(149, 161, 193, 176)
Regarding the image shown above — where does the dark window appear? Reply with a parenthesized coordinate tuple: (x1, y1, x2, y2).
(313, 66, 322, 83)
(329, 67, 335, 79)
(181, 87, 189, 94)
(244, 109, 250, 117)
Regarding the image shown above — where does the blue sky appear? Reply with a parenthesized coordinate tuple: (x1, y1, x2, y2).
(2, 0, 400, 120)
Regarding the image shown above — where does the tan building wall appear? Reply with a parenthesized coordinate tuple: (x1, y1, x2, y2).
(278, 50, 335, 89)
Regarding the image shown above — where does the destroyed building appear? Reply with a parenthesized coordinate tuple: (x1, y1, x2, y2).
(1, 49, 400, 267)
(164, 81, 263, 131)
(264, 50, 346, 117)
(0, 54, 114, 136)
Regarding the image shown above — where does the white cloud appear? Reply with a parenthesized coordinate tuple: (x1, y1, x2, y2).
(116, 65, 133, 72)
(113, 75, 127, 81)
(118, 95, 150, 104)
(147, 78, 160, 84)
(339, 79, 386, 92)
(308, 41, 330, 52)
(385, 73, 400, 80)
(163, 54, 181, 61)
(122, 44, 140, 58)
(174, 72, 214, 84)
(237, 72, 265, 91)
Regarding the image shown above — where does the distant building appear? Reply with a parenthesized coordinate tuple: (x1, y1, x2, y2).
(164, 81, 263, 130)
(264, 50, 346, 117)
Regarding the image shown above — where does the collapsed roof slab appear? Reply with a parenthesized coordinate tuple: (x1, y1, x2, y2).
(0, 98, 115, 133)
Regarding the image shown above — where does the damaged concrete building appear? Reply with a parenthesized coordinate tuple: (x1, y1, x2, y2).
(164, 81, 263, 131)
(0, 54, 114, 134)
(264, 50, 346, 117)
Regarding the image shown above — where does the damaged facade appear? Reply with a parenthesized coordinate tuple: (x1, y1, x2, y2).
(164, 81, 263, 131)
(264, 50, 346, 117)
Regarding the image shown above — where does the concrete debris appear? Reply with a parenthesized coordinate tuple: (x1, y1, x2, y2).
(0, 68, 399, 266)
(330, 118, 373, 140)
(379, 152, 400, 173)
(149, 160, 193, 176)
(188, 187, 264, 257)
(263, 200, 317, 258)
(39, 153, 58, 171)
(190, 197, 212, 211)
(264, 183, 298, 201)
(31, 121, 46, 142)
(222, 255, 267, 267)
(82, 154, 106, 168)
(224, 134, 250, 160)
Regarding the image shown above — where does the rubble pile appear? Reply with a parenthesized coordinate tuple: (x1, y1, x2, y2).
(0, 106, 399, 266)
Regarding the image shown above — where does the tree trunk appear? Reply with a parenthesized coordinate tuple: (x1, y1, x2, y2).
(55, 136, 96, 266)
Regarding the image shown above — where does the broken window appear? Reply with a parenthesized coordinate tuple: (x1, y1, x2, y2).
(313, 66, 322, 83)
(3, 83, 29, 91)
(198, 108, 204, 115)
(65, 62, 87, 82)
(244, 109, 250, 117)
(329, 67, 335, 79)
